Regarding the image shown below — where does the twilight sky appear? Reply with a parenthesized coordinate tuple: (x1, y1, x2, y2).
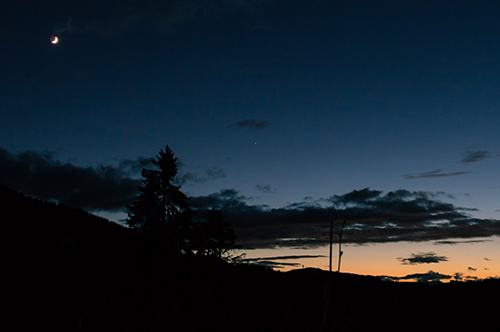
(2, 0, 500, 282)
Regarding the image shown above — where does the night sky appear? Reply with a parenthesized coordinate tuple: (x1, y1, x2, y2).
(2, 0, 500, 282)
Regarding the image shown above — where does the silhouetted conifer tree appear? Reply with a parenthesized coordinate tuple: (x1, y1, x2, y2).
(127, 145, 195, 253)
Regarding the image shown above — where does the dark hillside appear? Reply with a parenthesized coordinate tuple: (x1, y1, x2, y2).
(0, 185, 499, 331)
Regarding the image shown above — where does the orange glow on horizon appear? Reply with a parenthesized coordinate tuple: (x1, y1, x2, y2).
(241, 236, 500, 282)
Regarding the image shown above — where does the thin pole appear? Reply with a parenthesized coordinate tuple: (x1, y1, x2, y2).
(330, 220, 347, 332)
(329, 219, 333, 273)
(337, 220, 346, 273)
(321, 219, 334, 332)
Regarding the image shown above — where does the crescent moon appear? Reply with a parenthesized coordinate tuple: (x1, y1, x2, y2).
(51, 36, 59, 44)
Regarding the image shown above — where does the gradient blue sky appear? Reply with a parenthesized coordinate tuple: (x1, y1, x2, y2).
(2, 0, 500, 281)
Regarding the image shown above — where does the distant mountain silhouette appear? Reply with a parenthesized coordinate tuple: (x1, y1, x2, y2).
(1, 184, 498, 331)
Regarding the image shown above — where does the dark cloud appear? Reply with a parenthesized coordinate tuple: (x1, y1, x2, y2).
(256, 184, 274, 194)
(434, 239, 488, 245)
(190, 189, 251, 212)
(205, 166, 226, 179)
(247, 260, 301, 269)
(0, 147, 140, 212)
(4, 146, 500, 249)
(242, 255, 325, 270)
(397, 252, 448, 265)
(190, 187, 500, 249)
(459, 148, 498, 164)
(174, 158, 225, 185)
(236, 119, 271, 129)
(328, 188, 383, 206)
(0, 147, 228, 213)
(175, 166, 226, 185)
(117, 157, 154, 175)
(379, 270, 453, 283)
(244, 255, 326, 262)
(404, 169, 471, 179)
(484, 257, 492, 261)
(467, 267, 477, 272)
(175, 172, 203, 185)
(465, 275, 479, 281)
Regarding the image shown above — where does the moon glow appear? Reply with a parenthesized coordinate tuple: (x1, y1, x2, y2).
(51, 36, 59, 44)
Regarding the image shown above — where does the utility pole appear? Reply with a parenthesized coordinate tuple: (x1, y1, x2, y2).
(338, 220, 346, 273)
(329, 219, 333, 274)
(321, 219, 334, 332)
(321, 220, 347, 332)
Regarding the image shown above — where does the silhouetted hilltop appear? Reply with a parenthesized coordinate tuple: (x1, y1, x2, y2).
(1, 185, 499, 331)
(1, 183, 132, 245)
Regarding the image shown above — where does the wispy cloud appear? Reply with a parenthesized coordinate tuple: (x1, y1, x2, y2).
(256, 184, 275, 194)
(459, 148, 498, 164)
(52, 17, 78, 38)
(434, 239, 488, 245)
(175, 166, 226, 185)
(243, 255, 325, 269)
(236, 119, 271, 129)
(404, 169, 471, 179)
(244, 255, 326, 262)
(397, 252, 448, 265)
(246, 260, 301, 269)
(117, 157, 154, 175)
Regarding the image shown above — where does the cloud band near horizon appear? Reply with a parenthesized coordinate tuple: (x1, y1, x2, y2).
(190, 188, 500, 249)
(2, 147, 500, 249)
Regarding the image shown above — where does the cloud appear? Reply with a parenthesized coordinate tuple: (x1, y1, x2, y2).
(0, 147, 228, 213)
(247, 260, 301, 269)
(244, 255, 326, 262)
(205, 166, 226, 179)
(467, 267, 477, 272)
(52, 17, 78, 37)
(190, 187, 500, 249)
(404, 169, 471, 179)
(459, 148, 498, 164)
(242, 254, 326, 269)
(397, 252, 448, 265)
(328, 188, 383, 206)
(236, 119, 271, 129)
(379, 270, 453, 283)
(0, 147, 141, 212)
(434, 239, 488, 245)
(256, 184, 275, 194)
(5, 146, 500, 250)
(117, 157, 154, 175)
(175, 166, 226, 185)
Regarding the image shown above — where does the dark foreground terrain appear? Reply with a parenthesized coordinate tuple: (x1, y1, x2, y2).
(1, 185, 499, 331)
